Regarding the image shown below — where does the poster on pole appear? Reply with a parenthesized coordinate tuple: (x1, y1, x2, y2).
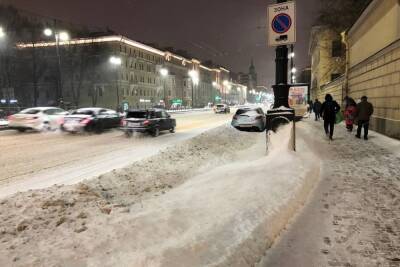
(267, 1, 296, 47)
(289, 86, 307, 106)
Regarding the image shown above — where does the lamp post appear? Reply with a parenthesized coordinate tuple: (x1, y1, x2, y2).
(0, 27, 5, 38)
(223, 80, 229, 104)
(289, 44, 295, 84)
(189, 70, 199, 108)
(160, 68, 169, 108)
(109, 56, 122, 110)
(212, 81, 218, 104)
(44, 28, 69, 107)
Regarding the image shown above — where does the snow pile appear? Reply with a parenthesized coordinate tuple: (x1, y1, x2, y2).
(0, 124, 321, 266)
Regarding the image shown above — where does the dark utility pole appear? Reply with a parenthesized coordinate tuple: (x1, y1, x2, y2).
(272, 0, 290, 108)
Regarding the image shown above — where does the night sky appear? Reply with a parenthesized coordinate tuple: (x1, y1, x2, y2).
(3, 0, 320, 87)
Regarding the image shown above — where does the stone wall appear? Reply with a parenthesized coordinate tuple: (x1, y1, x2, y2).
(348, 40, 400, 139)
(317, 76, 344, 104)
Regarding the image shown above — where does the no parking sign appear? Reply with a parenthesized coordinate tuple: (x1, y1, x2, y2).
(268, 1, 296, 46)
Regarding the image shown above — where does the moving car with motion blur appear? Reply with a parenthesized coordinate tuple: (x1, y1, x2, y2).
(214, 104, 230, 114)
(231, 107, 266, 132)
(8, 107, 68, 132)
(61, 108, 121, 133)
(121, 109, 176, 137)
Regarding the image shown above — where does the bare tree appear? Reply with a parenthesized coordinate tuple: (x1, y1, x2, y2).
(315, 0, 371, 32)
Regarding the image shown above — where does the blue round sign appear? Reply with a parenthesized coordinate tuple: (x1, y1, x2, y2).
(272, 13, 292, 34)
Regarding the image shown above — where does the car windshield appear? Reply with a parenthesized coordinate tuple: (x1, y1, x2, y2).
(73, 110, 95, 116)
(19, 108, 41, 114)
(127, 111, 148, 119)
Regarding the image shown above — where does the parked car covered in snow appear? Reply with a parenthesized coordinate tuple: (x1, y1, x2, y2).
(231, 107, 266, 132)
(61, 108, 121, 133)
(8, 107, 68, 132)
(214, 104, 230, 114)
(121, 109, 176, 137)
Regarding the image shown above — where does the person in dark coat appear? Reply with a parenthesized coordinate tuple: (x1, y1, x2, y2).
(313, 99, 322, 121)
(355, 95, 374, 140)
(308, 100, 314, 115)
(320, 94, 341, 140)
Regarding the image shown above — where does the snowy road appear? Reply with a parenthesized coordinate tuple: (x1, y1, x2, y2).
(0, 110, 233, 198)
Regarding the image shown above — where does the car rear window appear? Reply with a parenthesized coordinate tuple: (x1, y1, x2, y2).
(235, 109, 251, 115)
(20, 108, 40, 114)
(73, 110, 95, 115)
(127, 111, 148, 119)
(216, 105, 224, 108)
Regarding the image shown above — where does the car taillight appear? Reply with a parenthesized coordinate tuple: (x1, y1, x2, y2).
(58, 117, 64, 125)
(80, 118, 92, 125)
(7, 115, 14, 121)
(121, 119, 127, 127)
(142, 120, 150, 126)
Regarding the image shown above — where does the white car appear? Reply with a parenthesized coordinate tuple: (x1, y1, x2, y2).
(231, 107, 266, 132)
(8, 107, 68, 132)
(0, 119, 8, 129)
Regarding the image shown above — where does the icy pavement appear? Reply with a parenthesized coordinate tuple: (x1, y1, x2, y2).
(260, 119, 400, 267)
(0, 123, 320, 266)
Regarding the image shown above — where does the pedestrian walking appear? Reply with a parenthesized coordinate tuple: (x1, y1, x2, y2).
(344, 97, 357, 132)
(355, 96, 374, 140)
(308, 100, 314, 115)
(313, 98, 322, 121)
(320, 94, 340, 140)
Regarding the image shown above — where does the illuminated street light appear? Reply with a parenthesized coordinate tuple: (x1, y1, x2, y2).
(223, 80, 229, 86)
(188, 70, 199, 108)
(212, 81, 217, 87)
(289, 52, 295, 58)
(188, 70, 199, 85)
(43, 28, 70, 106)
(59, 31, 70, 41)
(160, 68, 169, 77)
(291, 67, 297, 74)
(44, 28, 53, 37)
(0, 27, 5, 38)
(109, 56, 122, 65)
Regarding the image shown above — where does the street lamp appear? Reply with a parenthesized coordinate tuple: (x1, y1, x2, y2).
(188, 70, 199, 108)
(0, 27, 5, 38)
(291, 67, 297, 74)
(160, 68, 169, 107)
(109, 56, 122, 65)
(43, 28, 70, 107)
(110, 56, 122, 110)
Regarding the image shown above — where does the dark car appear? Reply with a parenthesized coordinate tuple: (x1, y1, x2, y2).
(61, 107, 121, 133)
(121, 109, 176, 137)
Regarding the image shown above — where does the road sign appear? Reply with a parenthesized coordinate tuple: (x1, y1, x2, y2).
(172, 99, 183, 104)
(268, 1, 296, 47)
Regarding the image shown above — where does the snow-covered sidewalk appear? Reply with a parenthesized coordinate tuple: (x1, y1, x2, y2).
(0, 123, 321, 266)
(260, 119, 400, 267)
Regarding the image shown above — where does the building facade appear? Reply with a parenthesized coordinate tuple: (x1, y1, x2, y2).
(238, 60, 258, 103)
(14, 35, 239, 110)
(309, 0, 400, 139)
(309, 26, 346, 101)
